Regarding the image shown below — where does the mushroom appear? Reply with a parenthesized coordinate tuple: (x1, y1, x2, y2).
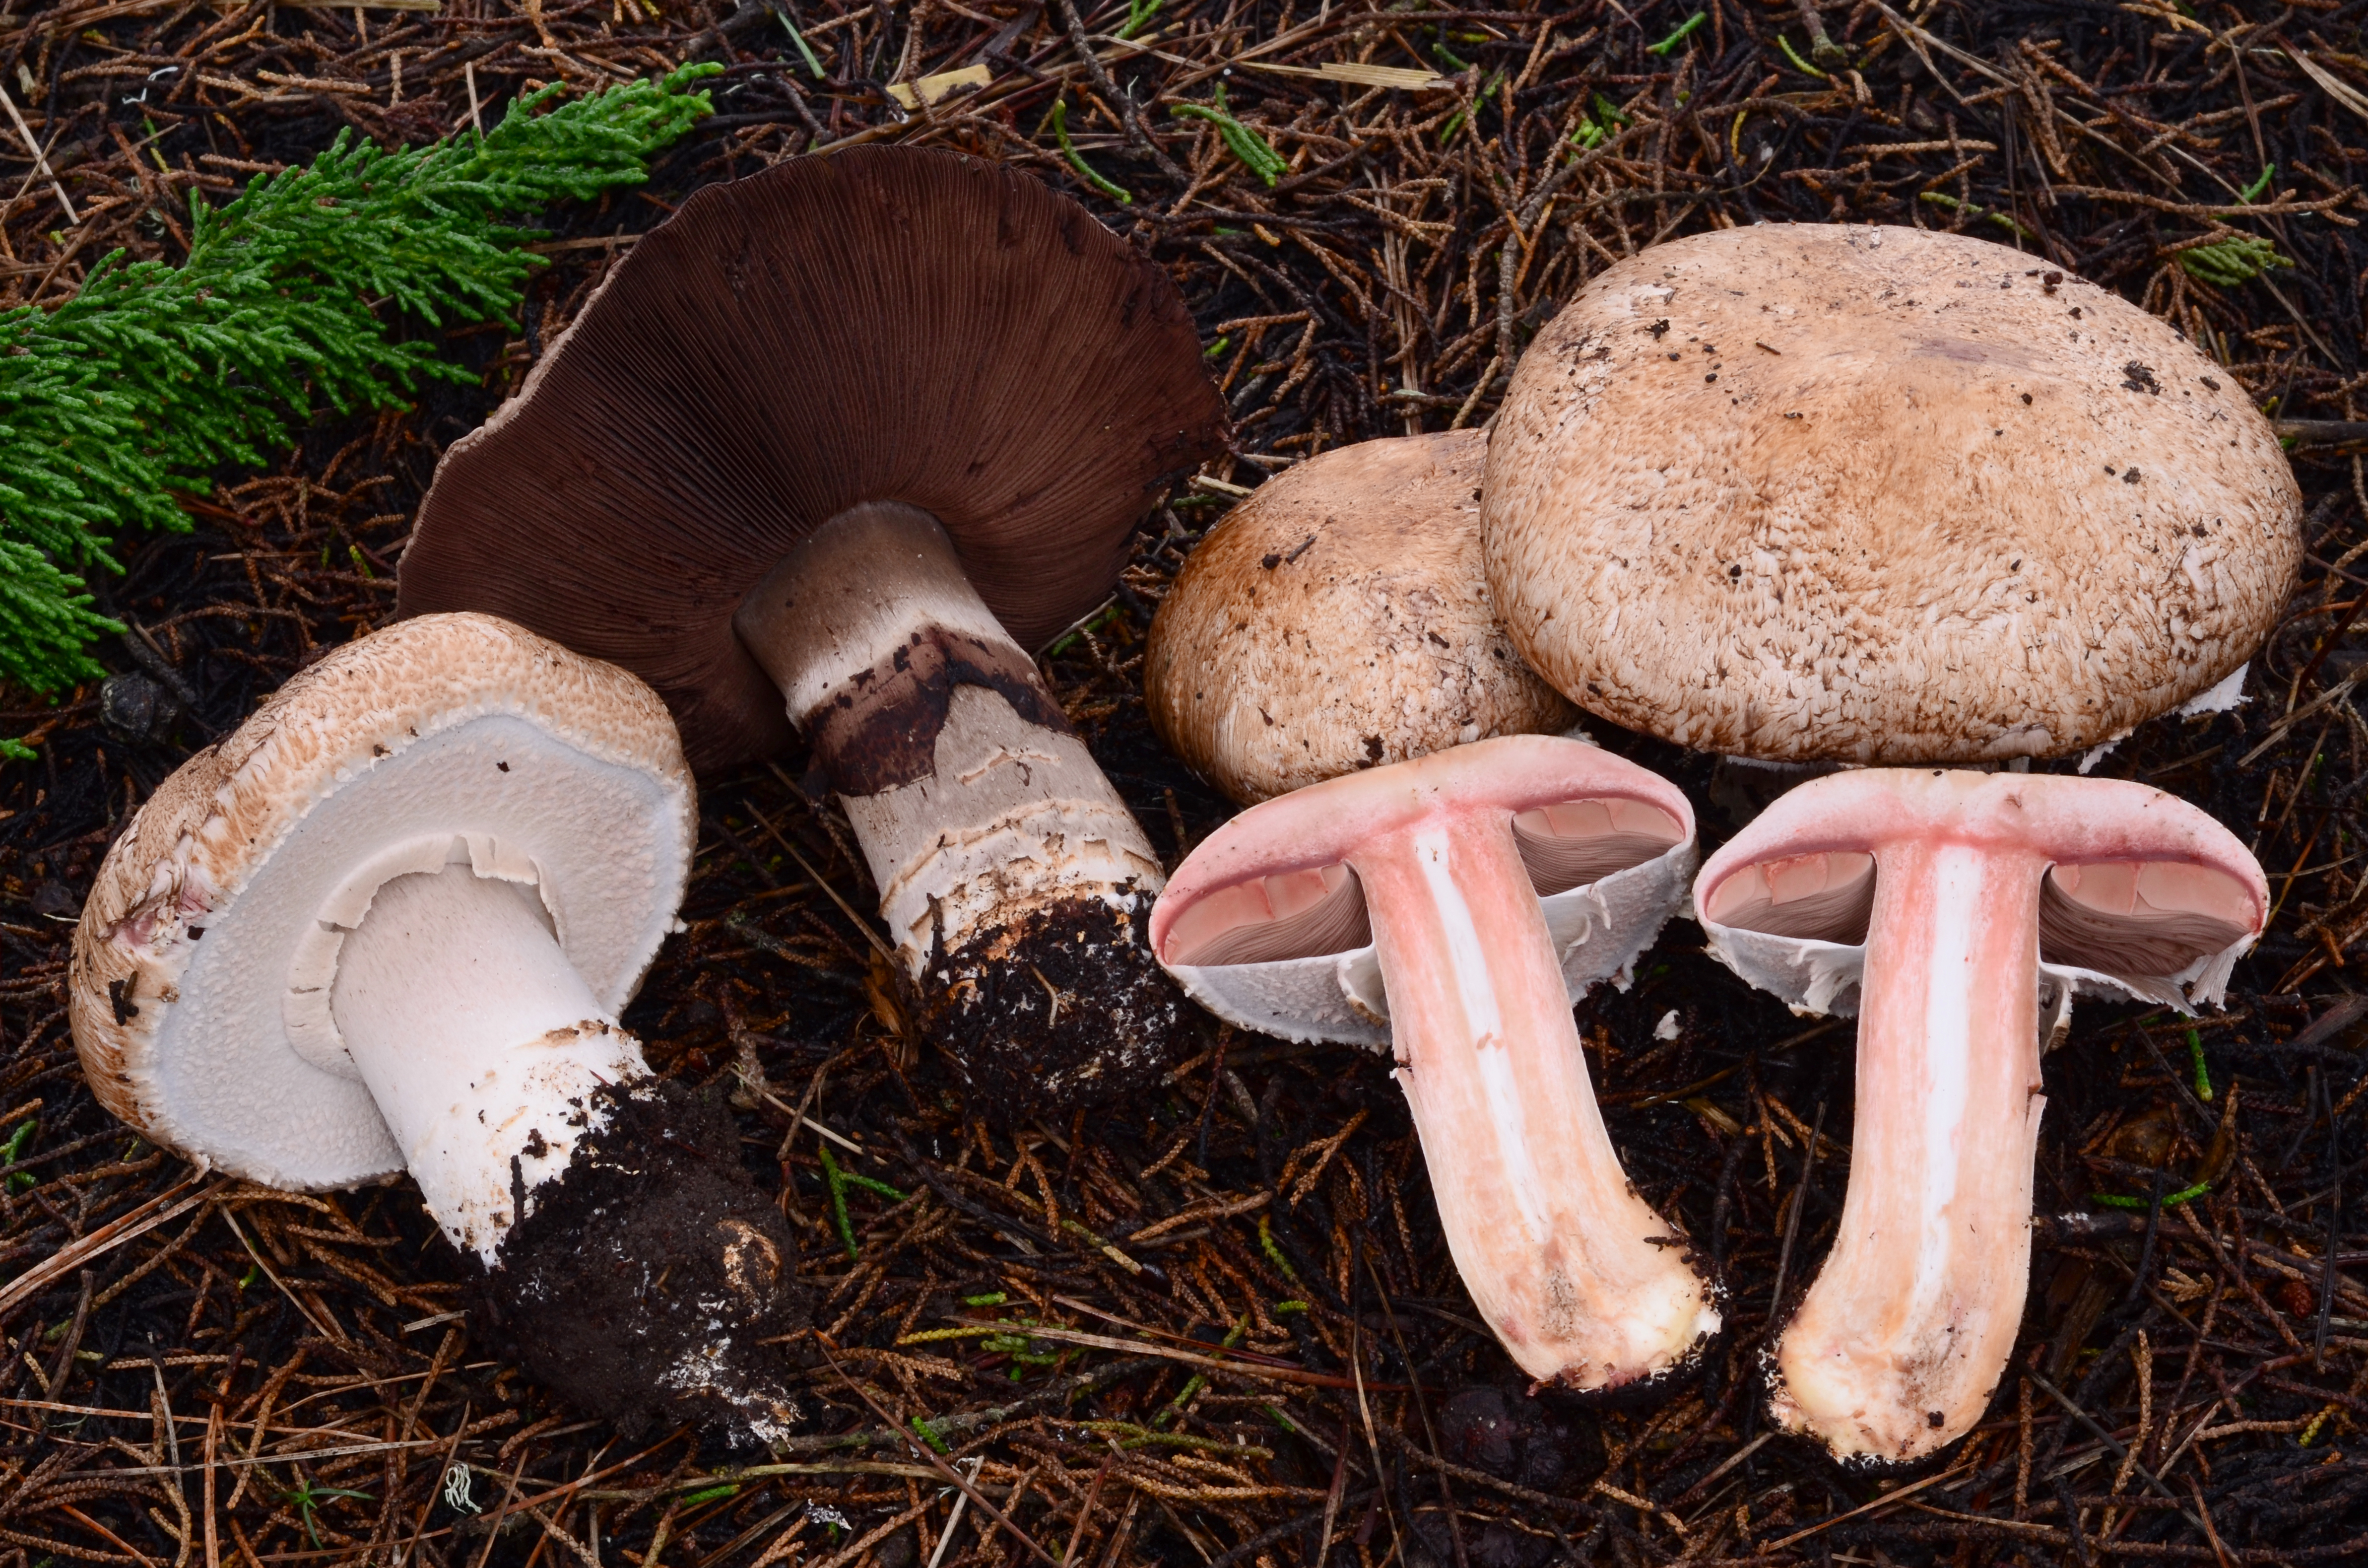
(1693, 768, 2265, 1463)
(1484, 223, 2300, 765)
(71, 613, 809, 1440)
(398, 148, 1227, 1113)
(1151, 735, 1717, 1393)
(1146, 431, 1575, 803)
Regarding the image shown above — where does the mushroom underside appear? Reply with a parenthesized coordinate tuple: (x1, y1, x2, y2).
(1703, 849, 2260, 1025)
(1162, 797, 1697, 1048)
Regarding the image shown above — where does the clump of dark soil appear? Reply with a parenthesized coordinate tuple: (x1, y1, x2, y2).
(480, 1080, 813, 1444)
(1407, 1389, 1581, 1568)
(914, 882, 1186, 1114)
(1435, 1386, 1576, 1491)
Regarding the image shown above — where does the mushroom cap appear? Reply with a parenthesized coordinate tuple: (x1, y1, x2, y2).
(1693, 768, 2267, 1021)
(1147, 432, 1576, 803)
(1484, 223, 2303, 763)
(398, 147, 1228, 774)
(70, 613, 695, 1192)
(1149, 734, 1695, 1046)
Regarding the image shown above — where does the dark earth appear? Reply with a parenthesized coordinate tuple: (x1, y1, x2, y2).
(482, 1080, 814, 1443)
(914, 883, 1191, 1114)
(10, 3, 2368, 1566)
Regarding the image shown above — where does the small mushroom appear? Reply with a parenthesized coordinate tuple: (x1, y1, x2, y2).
(1146, 431, 1575, 803)
(1693, 768, 2265, 1463)
(70, 613, 808, 1440)
(398, 149, 1227, 1113)
(1151, 736, 1717, 1394)
(1485, 223, 2301, 764)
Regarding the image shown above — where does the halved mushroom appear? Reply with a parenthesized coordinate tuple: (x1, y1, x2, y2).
(71, 613, 808, 1441)
(399, 148, 1227, 1113)
(1693, 769, 2265, 1464)
(1153, 736, 1717, 1393)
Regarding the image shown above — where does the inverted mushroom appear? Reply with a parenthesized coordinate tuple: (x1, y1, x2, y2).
(1146, 431, 1575, 803)
(1694, 769, 2264, 1463)
(71, 613, 808, 1441)
(1484, 223, 2300, 764)
(398, 148, 1227, 1113)
(1152, 736, 1717, 1393)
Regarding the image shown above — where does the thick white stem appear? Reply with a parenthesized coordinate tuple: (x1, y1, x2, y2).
(735, 503, 1163, 972)
(331, 863, 648, 1263)
(844, 686, 1165, 968)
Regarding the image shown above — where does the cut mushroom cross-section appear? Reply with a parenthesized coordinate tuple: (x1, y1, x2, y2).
(1693, 769, 2266, 1465)
(398, 148, 1228, 1115)
(70, 613, 810, 1442)
(1151, 735, 1716, 1394)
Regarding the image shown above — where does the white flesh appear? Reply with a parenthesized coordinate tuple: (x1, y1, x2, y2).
(738, 513, 1165, 975)
(332, 858, 647, 1263)
(843, 684, 1166, 971)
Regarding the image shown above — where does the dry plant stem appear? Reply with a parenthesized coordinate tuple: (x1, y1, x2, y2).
(1767, 835, 2049, 1463)
(1358, 812, 1707, 1393)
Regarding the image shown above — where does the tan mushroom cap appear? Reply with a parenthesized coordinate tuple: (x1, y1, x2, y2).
(71, 612, 693, 1190)
(1146, 431, 1575, 804)
(1484, 223, 2303, 764)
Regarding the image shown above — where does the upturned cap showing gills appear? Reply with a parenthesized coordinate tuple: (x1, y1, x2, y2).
(72, 614, 811, 1443)
(398, 148, 1231, 1117)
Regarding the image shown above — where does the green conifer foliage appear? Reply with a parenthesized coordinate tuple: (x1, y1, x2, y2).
(0, 64, 718, 723)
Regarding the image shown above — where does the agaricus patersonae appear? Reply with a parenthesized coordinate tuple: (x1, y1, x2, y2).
(1694, 769, 2265, 1463)
(398, 147, 1227, 1114)
(1151, 736, 1717, 1394)
(1146, 431, 1574, 804)
(70, 613, 808, 1440)
(1484, 223, 2300, 765)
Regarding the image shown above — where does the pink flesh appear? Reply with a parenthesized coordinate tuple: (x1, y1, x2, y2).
(1153, 735, 1715, 1393)
(1163, 864, 1370, 968)
(1764, 835, 2048, 1461)
(1695, 769, 2267, 1463)
(1352, 803, 1715, 1390)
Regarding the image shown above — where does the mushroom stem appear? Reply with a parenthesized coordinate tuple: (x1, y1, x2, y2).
(332, 862, 647, 1264)
(735, 503, 1174, 1106)
(1767, 839, 2046, 1462)
(1354, 812, 1715, 1392)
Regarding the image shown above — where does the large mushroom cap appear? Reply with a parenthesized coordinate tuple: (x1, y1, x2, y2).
(70, 613, 695, 1191)
(1146, 431, 1574, 804)
(1484, 223, 2302, 764)
(398, 147, 1228, 773)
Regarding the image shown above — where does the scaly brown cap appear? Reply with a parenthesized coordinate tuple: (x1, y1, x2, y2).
(1484, 223, 2302, 763)
(399, 147, 1228, 774)
(1147, 431, 1573, 803)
